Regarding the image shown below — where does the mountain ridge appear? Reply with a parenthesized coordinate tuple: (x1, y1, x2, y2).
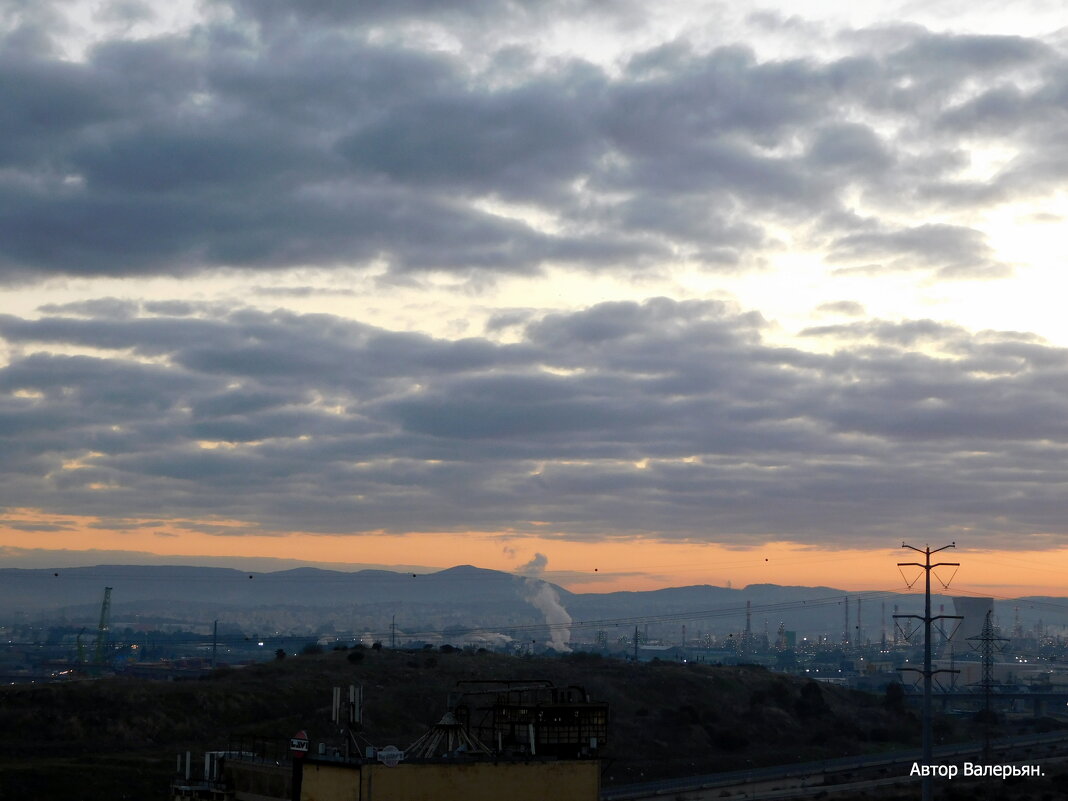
(0, 563, 1045, 639)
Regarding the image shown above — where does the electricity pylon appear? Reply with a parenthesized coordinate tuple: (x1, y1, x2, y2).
(894, 543, 961, 801)
(968, 609, 1008, 763)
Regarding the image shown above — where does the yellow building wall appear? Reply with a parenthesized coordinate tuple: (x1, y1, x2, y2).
(227, 760, 292, 801)
(301, 760, 600, 801)
(300, 762, 356, 801)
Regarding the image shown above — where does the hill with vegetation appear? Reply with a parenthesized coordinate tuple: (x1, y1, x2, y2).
(0, 646, 1024, 800)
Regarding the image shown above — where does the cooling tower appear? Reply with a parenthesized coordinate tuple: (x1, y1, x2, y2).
(952, 596, 994, 642)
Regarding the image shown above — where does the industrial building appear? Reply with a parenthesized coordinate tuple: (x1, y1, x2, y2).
(296, 757, 599, 801)
(171, 680, 607, 801)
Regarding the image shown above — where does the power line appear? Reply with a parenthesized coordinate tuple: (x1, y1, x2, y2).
(951, 585, 1068, 614)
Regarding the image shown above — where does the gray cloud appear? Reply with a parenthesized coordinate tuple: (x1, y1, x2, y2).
(38, 297, 140, 319)
(828, 223, 1011, 279)
(251, 286, 359, 298)
(4, 299, 1068, 548)
(218, 0, 625, 28)
(0, 6, 1064, 283)
(815, 300, 866, 317)
(4, 6, 1068, 556)
(336, 67, 605, 202)
(886, 32, 1051, 77)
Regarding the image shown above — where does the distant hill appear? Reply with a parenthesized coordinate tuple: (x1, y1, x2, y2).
(0, 563, 1047, 639)
(0, 563, 542, 608)
(0, 563, 546, 621)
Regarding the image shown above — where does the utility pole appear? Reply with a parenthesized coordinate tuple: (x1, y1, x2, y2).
(895, 543, 961, 801)
(212, 620, 218, 669)
(390, 615, 396, 649)
(881, 601, 887, 648)
(857, 598, 863, 646)
(843, 596, 849, 646)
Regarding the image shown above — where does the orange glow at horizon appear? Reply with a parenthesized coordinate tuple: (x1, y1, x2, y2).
(0, 508, 1065, 598)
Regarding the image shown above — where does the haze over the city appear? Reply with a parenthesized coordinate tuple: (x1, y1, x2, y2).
(3, 0, 1068, 597)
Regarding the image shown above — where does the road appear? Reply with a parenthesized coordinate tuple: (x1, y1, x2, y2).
(601, 730, 1068, 800)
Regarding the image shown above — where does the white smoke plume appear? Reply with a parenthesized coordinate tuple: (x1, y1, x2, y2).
(516, 552, 572, 652)
(518, 552, 548, 574)
(466, 632, 515, 648)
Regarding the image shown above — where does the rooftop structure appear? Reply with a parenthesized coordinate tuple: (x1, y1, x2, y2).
(170, 679, 607, 801)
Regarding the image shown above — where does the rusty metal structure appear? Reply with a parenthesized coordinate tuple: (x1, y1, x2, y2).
(449, 680, 608, 759)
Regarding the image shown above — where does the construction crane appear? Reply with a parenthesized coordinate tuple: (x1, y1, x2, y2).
(93, 587, 112, 666)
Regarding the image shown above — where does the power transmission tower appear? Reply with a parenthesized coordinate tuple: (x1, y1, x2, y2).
(968, 610, 1008, 763)
(894, 543, 961, 801)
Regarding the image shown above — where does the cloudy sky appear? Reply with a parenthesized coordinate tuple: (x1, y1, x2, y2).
(3, 0, 1068, 595)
